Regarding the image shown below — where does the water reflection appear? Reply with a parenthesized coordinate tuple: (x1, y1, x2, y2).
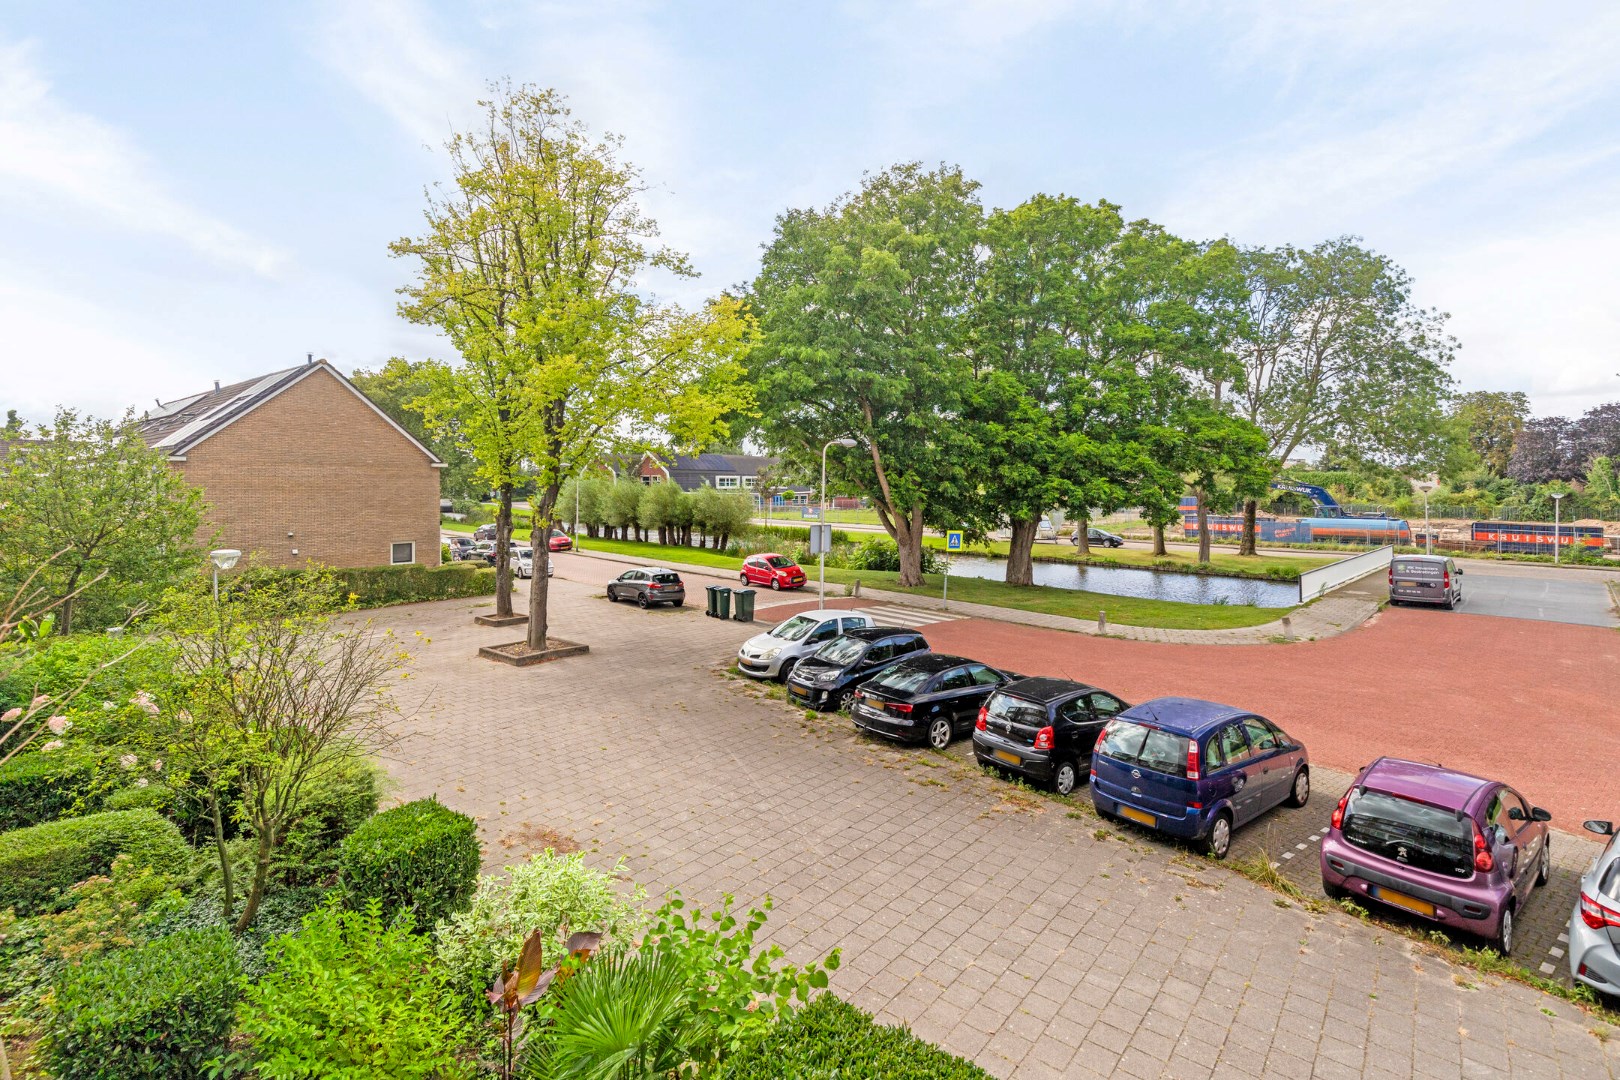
(945, 556, 1298, 608)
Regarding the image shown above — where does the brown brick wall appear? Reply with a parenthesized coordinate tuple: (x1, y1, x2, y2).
(174, 365, 441, 570)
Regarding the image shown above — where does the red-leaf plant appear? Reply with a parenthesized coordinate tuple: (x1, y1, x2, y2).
(487, 926, 604, 1080)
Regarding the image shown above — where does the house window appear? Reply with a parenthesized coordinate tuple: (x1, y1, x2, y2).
(742, 476, 759, 489)
(715, 476, 740, 490)
(391, 542, 415, 565)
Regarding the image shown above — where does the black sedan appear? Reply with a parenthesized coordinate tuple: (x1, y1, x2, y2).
(606, 567, 686, 609)
(786, 627, 929, 712)
(851, 654, 1015, 749)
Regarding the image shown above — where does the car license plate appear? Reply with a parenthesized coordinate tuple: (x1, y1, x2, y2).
(1118, 806, 1155, 827)
(993, 750, 1020, 766)
(1370, 885, 1435, 918)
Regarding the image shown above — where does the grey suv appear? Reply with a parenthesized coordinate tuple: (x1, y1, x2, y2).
(1571, 818, 1620, 995)
(606, 567, 686, 609)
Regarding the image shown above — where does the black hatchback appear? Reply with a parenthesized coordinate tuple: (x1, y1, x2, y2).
(786, 627, 929, 712)
(851, 654, 1014, 750)
(972, 677, 1130, 796)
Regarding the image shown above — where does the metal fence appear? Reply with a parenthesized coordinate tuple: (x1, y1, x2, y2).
(1298, 545, 1393, 602)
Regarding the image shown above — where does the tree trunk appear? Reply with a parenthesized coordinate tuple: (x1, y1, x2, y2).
(57, 569, 81, 636)
(1005, 517, 1038, 586)
(892, 506, 927, 588)
(233, 829, 274, 933)
(1239, 499, 1258, 556)
(1075, 513, 1091, 556)
(1152, 524, 1167, 557)
(210, 792, 234, 915)
(527, 484, 562, 651)
(1195, 490, 1212, 564)
(494, 485, 514, 618)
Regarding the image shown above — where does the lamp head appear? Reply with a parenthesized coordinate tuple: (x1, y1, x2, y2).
(209, 548, 242, 571)
(831, 437, 858, 448)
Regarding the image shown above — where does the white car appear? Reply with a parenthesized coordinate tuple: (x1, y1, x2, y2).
(514, 547, 553, 579)
(736, 610, 872, 682)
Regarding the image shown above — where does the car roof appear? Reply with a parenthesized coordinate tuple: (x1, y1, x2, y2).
(840, 626, 921, 642)
(998, 676, 1096, 703)
(626, 566, 678, 574)
(1116, 696, 1251, 737)
(888, 653, 978, 673)
(1393, 554, 1450, 564)
(1360, 757, 1492, 811)
(750, 551, 782, 559)
(782, 609, 857, 622)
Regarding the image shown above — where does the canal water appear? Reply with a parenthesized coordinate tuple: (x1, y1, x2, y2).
(945, 556, 1298, 608)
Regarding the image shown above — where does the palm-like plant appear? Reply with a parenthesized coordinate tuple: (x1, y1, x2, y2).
(520, 952, 703, 1080)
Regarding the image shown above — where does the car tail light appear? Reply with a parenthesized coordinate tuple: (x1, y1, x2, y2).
(648, 582, 661, 590)
(1033, 725, 1055, 750)
(1186, 741, 1200, 781)
(1442, 571, 1451, 589)
(1094, 727, 1108, 754)
(975, 706, 987, 731)
(1580, 892, 1620, 931)
(1388, 567, 1394, 586)
(889, 702, 912, 714)
(1331, 791, 1349, 830)
(1473, 821, 1494, 873)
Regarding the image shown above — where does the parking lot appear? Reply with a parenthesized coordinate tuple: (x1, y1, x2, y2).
(373, 557, 1620, 1078)
(1448, 559, 1620, 627)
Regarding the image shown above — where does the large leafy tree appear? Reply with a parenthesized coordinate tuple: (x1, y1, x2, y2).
(350, 359, 484, 505)
(1451, 390, 1529, 477)
(1225, 238, 1455, 553)
(750, 163, 983, 586)
(0, 409, 205, 634)
(394, 85, 752, 649)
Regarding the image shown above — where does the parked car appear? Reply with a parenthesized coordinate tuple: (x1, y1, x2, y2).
(786, 627, 929, 712)
(468, 540, 497, 565)
(736, 610, 873, 682)
(606, 567, 686, 608)
(513, 547, 554, 579)
(446, 536, 475, 559)
(1388, 554, 1463, 609)
(1036, 518, 1056, 541)
(852, 654, 1014, 750)
(974, 677, 1130, 796)
(739, 553, 807, 591)
(474, 523, 499, 541)
(1074, 528, 1124, 548)
(1320, 757, 1550, 954)
(1570, 818, 1620, 994)
(548, 530, 573, 552)
(1090, 698, 1309, 859)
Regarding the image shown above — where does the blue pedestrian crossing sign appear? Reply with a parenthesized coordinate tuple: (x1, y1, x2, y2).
(946, 530, 963, 551)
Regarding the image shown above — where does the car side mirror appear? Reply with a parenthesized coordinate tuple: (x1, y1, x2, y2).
(1531, 807, 1551, 823)
(1507, 806, 1525, 821)
(1586, 819, 1614, 836)
(1456, 568, 1464, 575)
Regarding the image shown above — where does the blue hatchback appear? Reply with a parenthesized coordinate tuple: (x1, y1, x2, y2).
(1089, 697, 1311, 859)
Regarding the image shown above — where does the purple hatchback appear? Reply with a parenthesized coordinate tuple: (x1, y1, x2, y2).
(1320, 758, 1551, 955)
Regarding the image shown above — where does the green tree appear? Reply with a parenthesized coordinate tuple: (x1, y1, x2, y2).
(1451, 390, 1529, 477)
(350, 359, 484, 505)
(605, 479, 646, 541)
(1, 409, 23, 439)
(750, 163, 983, 586)
(1225, 238, 1455, 553)
(393, 85, 752, 651)
(638, 481, 688, 545)
(0, 409, 206, 635)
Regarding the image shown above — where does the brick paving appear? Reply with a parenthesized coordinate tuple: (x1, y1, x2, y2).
(373, 564, 1619, 1079)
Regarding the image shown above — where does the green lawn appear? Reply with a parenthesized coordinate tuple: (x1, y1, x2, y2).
(569, 537, 1291, 630)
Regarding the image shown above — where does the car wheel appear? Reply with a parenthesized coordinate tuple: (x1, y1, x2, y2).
(1537, 838, 1551, 886)
(834, 689, 855, 712)
(1285, 767, 1310, 808)
(1322, 882, 1348, 902)
(1494, 906, 1515, 956)
(673, 599, 684, 608)
(637, 594, 650, 609)
(927, 717, 952, 751)
(607, 587, 618, 602)
(770, 579, 781, 590)
(1203, 812, 1233, 860)
(1053, 759, 1080, 797)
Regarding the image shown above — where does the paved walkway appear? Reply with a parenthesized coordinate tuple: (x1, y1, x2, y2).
(373, 572, 1619, 1079)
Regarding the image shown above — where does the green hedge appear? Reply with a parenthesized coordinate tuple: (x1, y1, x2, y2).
(238, 562, 496, 610)
(718, 995, 990, 1079)
(0, 808, 192, 916)
(42, 926, 241, 1080)
(338, 798, 480, 926)
(274, 756, 380, 887)
(0, 749, 107, 831)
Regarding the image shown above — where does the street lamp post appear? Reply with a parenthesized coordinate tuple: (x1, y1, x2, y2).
(209, 548, 241, 603)
(820, 438, 858, 605)
(1552, 492, 1566, 565)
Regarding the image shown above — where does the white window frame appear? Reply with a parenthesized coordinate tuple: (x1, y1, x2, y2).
(742, 476, 759, 489)
(715, 475, 740, 490)
(391, 541, 416, 565)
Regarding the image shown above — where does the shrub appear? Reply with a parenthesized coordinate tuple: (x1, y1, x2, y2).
(434, 850, 646, 1005)
(41, 926, 240, 1080)
(0, 748, 108, 830)
(716, 994, 990, 1079)
(274, 755, 381, 886)
(0, 808, 191, 916)
(104, 781, 177, 816)
(39, 854, 186, 962)
(844, 536, 945, 574)
(151, 884, 326, 980)
(232, 902, 472, 1079)
(0, 634, 178, 752)
(229, 563, 496, 610)
(339, 797, 480, 925)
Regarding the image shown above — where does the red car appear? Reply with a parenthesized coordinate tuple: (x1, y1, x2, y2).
(547, 530, 573, 552)
(740, 553, 806, 590)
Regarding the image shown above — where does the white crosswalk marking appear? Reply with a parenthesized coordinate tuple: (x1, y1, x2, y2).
(854, 605, 968, 628)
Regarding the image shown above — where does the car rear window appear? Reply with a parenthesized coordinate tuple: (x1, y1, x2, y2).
(652, 573, 681, 584)
(1341, 790, 1472, 877)
(1392, 559, 1443, 578)
(1097, 720, 1188, 777)
(985, 693, 1047, 728)
(869, 665, 934, 694)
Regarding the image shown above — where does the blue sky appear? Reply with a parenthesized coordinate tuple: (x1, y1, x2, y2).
(4, 1, 1618, 424)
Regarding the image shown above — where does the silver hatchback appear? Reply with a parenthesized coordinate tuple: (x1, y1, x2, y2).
(1388, 554, 1462, 609)
(1570, 818, 1620, 996)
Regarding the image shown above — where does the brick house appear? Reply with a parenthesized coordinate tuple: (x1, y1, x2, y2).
(139, 360, 444, 569)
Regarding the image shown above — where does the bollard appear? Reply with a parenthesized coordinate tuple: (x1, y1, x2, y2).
(1281, 615, 1293, 641)
(853, 579, 861, 598)
(1097, 609, 1107, 634)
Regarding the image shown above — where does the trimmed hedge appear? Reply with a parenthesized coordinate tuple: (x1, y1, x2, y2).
(274, 755, 380, 886)
(0, 808, 192, 916)
(236, 562, 496, 610)
(717, 995, 990, 1079)
(0, 749, 106, 831)
(338, 798, 480, 926)
(43, 926, 241, 1080)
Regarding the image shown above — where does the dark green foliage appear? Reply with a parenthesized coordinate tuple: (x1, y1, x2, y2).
(717, 994, 990, 1079)
(151, 886, 327, 980)
(0, 808, 191, 916)
(238, 563, 496, 608)
(104, 781, 177, 816)
(0, 749, 107, 830)
(338, 798, 480, 925)
(41, 926, 241, 1080)
(273, 756, 380, 886)
(844, 537, 945, 575)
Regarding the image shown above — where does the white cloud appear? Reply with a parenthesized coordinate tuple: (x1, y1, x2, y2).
(0, 38, 287, 277)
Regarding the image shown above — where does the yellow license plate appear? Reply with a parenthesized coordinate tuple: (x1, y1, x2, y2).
(1119, 806, 1156, 827)
(1371, 885, 1435, 918)
(993, 750, 1020, 766)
